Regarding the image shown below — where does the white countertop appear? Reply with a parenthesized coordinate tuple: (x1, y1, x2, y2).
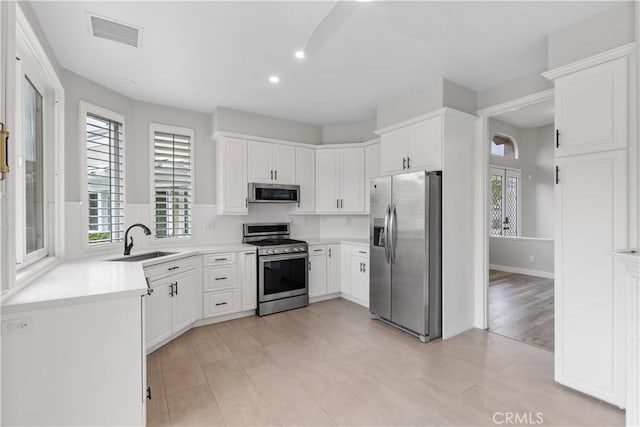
(301, 237, 369, 246)
(2, 239, 365, 314)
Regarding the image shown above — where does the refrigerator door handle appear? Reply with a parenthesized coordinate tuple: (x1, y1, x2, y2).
(389, 204, 397, 263)
(383, 202, 391, 263)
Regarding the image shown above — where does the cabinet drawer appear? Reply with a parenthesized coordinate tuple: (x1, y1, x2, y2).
(144, 256, 200, 281)
(309, 245, 327, 256)
(350, 247, 369, 258)
(204, 289, 240, 317)
(204, 266, 239, 291)
(203, 252, 236, 266)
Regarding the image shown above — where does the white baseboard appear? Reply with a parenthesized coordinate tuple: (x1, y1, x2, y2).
(340, 293, 369, 308)
(193, 310, 255, 327)
(489, 264, 554, 279)
(309, 293, 341, 304)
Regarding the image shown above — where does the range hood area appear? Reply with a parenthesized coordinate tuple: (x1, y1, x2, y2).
(248, 183, 300, 203)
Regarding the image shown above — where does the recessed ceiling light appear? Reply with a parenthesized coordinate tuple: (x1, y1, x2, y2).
(294, 50, 305, 59)
(269, 75, 280, 84)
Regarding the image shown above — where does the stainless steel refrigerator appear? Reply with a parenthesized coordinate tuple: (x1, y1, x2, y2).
(369, 170, 442, 342)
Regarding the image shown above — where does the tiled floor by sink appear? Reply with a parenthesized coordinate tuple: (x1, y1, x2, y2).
(147, 298, 623, 426)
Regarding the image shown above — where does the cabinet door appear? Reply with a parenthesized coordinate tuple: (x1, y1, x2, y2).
(339, 148, 365, 213)
(555, 149, 627, 405)
(407, 117, 442, 170)
(379, 128, 407, 174)
(365, 144, 380, 214)
(326, 244, 340, 294)
(240, 251, 257, 311)
(218, 138, 248, 214)
(145, 279, 172, 350)
(272, 143, 296, 184)
(555, 57, 627, 157)
(348, 255, 366, 304)
(309, 255, 327, 297)
(316, 150, 341, 212)
(172, 269, 202, 334)
(247, 140, 274, 183)
(295, 147, 315, 213)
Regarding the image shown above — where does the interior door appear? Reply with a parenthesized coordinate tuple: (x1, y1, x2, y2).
(369, 175, 391, 319)
(391, 171, 427, 335)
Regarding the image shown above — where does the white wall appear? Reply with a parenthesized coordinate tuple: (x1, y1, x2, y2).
(548, 2, 636, 69)
(489, 237, 554, 277)
(489, 119, 554, 238)
(213, 106, 322, 144)
(376, 79, 444, 129)
(477, 72, 553, 111)
(321, 117, 377, 144)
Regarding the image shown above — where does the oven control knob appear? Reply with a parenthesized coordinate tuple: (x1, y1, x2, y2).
(266, 249, 273, 254)
(284, 248, 291, 252)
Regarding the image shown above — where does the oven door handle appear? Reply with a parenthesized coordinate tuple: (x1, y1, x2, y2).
(259, 253, 309, 263)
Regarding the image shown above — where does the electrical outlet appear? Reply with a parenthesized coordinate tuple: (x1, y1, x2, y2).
(2, 318, 33, 335)
(206, 219, 215, 230)
(529, 255, 535, 263)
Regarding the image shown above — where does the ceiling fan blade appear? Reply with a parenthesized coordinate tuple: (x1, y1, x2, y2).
(304, 1, 361, 58)
(376, 1, 445, 43)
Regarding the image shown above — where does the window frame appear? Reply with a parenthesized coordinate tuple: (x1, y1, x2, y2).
(149, 123, 195, 242)
(489, 165, 522, 237)
(79, 101, 126, 253)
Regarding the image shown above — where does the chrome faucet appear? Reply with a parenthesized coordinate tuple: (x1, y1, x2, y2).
(123, 223, 152, 256)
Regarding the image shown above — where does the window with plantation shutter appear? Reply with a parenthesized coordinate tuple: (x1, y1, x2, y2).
(86, 112, 125, 245)
(152, 125, 193, 238)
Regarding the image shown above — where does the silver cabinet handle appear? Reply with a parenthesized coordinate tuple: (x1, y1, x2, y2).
(362, 263, 366, 273)
(169, 282, 177, 297)
(245, 197, 248, 208)
(340, 199, 343, 208)
(313, 249, 323, 252)
(168, 266, 179, 271)
(407, 157, 410, 169)
(275, 170, 278, 180)
(215, 277, 228, 281)
(359, 262, 362, 272)
(175, 281, 178, 295)
(328, 248, 332, 258)
(402, 158, 406, 170)
(270, 170, 273, 180)
(337, 199, 339, 209)
(214, 258, 228, 261)
(358, 250, 367, 254)
(215, 302, 228, 306)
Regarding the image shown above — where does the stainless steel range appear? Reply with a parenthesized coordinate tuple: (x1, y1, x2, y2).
(243, 223, 309, 316)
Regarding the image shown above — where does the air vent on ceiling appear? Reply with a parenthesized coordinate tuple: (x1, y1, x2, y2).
(89, 14, 141, 48)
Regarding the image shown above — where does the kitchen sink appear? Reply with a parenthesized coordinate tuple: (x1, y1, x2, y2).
(109, 251, 178, 262)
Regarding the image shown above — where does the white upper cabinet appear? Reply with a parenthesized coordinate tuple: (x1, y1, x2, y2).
(247, 140, 295, 184)
(295, 146, 315, 213)
(316, 147, 365, 213)
(365, 143, 380, 214)
(216, 137, 248, 215)
(272, 143, 296, 184)
(247, 140, 273, 183)
(379, 116, 443, 174)
(316, 149, 341, 212)
(340, 148, 365, 213)
(555, 56, 628, 157)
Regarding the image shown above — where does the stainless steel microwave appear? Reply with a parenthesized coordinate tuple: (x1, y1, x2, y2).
(248, 183, 300, 203)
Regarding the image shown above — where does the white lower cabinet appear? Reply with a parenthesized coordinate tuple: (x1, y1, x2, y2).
(309, 251, 328, 298)
(327, 244, 340, 293)
(204, 289, 240, 317)
(340, 244, 369, 307)
(145, 256, 203, 351)
(240, 250, 258, 311)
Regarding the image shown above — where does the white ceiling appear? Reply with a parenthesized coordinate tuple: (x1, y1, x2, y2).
(494, 99, 555, 129)
(30, 1, 616, 125)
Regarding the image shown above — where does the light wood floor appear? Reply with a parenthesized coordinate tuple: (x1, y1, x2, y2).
(147, 298, 622, 426)
(489, 270, 554, 352)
